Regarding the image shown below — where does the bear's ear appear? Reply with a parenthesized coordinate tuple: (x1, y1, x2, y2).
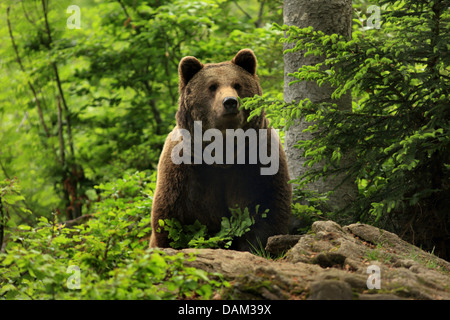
(232, 49, 257, 75)
(179, 56, 204, 90)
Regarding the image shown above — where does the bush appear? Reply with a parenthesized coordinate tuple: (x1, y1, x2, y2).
(159, 205, 268, 249)
(0, 173, 228, 300)
(244, 0, 449, 258)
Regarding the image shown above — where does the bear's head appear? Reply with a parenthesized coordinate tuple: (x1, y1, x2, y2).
(176, 49, 264, 133)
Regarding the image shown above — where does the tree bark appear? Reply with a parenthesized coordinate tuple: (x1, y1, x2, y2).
(41, 0, 75, 157)
(283, 0, 357, 211)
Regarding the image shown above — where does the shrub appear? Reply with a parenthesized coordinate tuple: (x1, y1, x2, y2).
(159, 205, 268, 250)
(244, 0, 449, 258)
(0, 173, 228, 300)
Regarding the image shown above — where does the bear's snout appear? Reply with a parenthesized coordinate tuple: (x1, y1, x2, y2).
(222, 96, 239, 114)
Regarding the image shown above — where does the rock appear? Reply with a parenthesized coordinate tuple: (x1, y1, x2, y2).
(312, 252, 346, 268)
(312, 220, 344, 234)
(286, 220, 368, 267)
(344, 223, 450, 270)
(265, 234, 302, 256)
(308, 280, 353, 300)
(162, 221, 450, 300)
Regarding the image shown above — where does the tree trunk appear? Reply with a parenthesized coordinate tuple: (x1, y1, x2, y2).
(283, 0, 357, 212)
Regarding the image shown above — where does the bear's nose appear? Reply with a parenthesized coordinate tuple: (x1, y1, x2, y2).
(223, 96, 239, 114)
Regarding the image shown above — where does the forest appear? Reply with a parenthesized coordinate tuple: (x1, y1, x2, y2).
(0, 0, 448, 300)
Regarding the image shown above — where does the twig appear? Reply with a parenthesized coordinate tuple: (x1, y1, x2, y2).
(40, 0, 75, 157)
(6, 6, 50, 137)
(233, 0, 252, 21)
(117, 0, 131, 20)
(0, 158, 11, 180)
(21, 0, 38, 27)
(142, 82, 163, 135)
(63, 214, 93, 228)
(57, 96, 65, 166)
(255, 0, 265, 28)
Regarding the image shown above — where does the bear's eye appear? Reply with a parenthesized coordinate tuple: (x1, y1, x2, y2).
(234, 83, 241, 91)
(209, 84, 218, 92)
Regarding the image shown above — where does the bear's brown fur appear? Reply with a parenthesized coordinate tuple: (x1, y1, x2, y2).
(149, 49, 292, 251)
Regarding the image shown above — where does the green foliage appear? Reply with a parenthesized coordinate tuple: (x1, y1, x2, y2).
(0, 0, 282, 220)
(245, 0, 449, 256)
(290, 189, 328, 233)
(0, 0, 282, 300)
(0, 172, 228, 299)
(0, 178, 31, 218)
(160, 205, 268, 249)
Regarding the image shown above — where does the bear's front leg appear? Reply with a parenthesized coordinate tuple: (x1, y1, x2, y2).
(149, 131, 187, 248)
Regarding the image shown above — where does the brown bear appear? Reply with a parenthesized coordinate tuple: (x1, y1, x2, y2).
(149, 49, 291, 251)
